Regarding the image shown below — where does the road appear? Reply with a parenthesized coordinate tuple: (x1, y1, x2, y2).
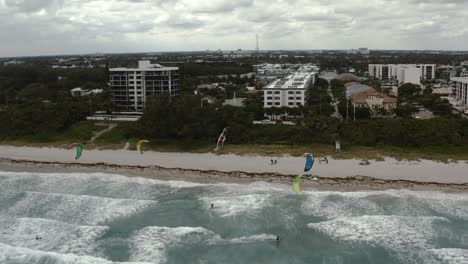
(318, 71, 341, 119)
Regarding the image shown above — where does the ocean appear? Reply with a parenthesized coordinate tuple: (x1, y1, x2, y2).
(0, 171, 467, 264)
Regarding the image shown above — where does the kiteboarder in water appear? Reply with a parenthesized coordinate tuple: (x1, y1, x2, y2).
(36, 235, 42, 240)
(210, 203, 214, 209)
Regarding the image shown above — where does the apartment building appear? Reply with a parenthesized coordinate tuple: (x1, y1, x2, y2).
(109, 61, 179, 111)
(368, 64, 435, 85)
(263, 72, 315, 108)
(451, 77, 468, 108)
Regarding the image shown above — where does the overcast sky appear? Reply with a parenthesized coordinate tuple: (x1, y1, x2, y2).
(1, 0, 468, 57)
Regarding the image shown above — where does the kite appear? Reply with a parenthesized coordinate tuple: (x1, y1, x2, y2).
(292, 175, 303, 195)
(137, 140, 149, 154)
(68, 143, 83, 160)
(214, 127, 228, 152)
(304, 153, 314, 172)
(293, 153, 316, 194)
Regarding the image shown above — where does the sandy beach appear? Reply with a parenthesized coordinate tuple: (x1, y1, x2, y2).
(0, 145, 468, 191)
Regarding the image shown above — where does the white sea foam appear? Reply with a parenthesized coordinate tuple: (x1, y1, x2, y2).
(0, 171, 208, 198)
(200, 193, 273, 218)
(0, 191, 156, 225)
(129, 226, 219, 264)
(419, 248, 468, 264)
(0, 243, 152, 264)
(227, 234, 277, 244)
(308, 215, 448, 262)
(129, 225, 277, 263)
(301, 189, 468, 220)
(0, 217, 108, 257)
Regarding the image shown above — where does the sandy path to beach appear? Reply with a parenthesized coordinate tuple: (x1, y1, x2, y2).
(0, 146, 467, 184)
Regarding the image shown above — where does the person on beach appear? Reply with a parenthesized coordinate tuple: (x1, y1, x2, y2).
(271, 159, 274, 165)
(324, 157, 328, 164)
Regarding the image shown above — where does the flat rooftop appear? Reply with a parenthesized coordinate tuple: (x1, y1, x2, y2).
(110, 60, 178, 71)
(264, 72, 314, 90)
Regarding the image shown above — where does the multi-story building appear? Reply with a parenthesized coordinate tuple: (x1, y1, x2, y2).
(263, 72, 315, 108)
(109, 61, 179, 111)
(368, 64, 435, 85)
(451, 77, 468, 108)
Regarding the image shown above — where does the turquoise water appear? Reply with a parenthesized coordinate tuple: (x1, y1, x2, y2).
(0, 171, 467, 264)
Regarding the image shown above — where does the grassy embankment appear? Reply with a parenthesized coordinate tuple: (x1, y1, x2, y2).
(2, 121, 468, 162)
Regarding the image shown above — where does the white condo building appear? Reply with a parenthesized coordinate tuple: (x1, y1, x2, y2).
(368, 64, 435, 85)
(263, 73, 315, 108)
(109, 61, 179, 111)
(451, 77, 468, 108)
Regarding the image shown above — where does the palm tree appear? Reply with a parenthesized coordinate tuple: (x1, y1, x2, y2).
(270, 106, 280, 120)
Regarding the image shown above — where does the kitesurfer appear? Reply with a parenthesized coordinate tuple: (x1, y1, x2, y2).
(276, 236, 280, 241)
(210, 203, 214, 209)
(36, 235, 42, 240)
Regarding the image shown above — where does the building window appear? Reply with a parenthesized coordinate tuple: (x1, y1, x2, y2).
(275, 102, 280, 105)
(289, 97, 294, 100)
(289, 102, 294, 106)
(137, 76, 142, 79)
(296, 91, 302, 94)
(274, 91, 280, 94)
(129, 76, 134, 79)
(296, 97, 302, 101)
(296, 103, 301, 106)
(275, 97, 280, 100)
(267, 91, 273, 94)
(267, 97, 273, 100)
(288, 91, 294, 94)
(267, 102, 273, 106)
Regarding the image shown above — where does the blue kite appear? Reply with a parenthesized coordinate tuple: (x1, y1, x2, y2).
(304, 153, 314, 172)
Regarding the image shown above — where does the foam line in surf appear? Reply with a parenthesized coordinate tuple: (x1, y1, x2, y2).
(129, 226, 220, 264)
(301, 189, 468, 220)
(0, 217, 108, 257)
(0, 191, 157, 225)
(419, 248, 468, 263)
(308, 215, 449, 262)
(0, 171, 289, 196)
(0, 243, 152, 264)
(199, 194, 273, 217)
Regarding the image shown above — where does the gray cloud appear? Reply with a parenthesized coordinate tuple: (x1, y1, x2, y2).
(4, 0, 64, 13)
(1, 0, 468, 57)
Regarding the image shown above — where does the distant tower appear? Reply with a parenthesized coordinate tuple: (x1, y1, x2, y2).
(256, 34, 259, 54)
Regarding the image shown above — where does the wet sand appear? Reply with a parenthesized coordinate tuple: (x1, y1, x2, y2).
(1, 146, 468, 192)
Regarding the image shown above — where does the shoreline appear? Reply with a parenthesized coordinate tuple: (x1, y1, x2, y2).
(0, 145, 468, 192)
(2, 158, 468, 193)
